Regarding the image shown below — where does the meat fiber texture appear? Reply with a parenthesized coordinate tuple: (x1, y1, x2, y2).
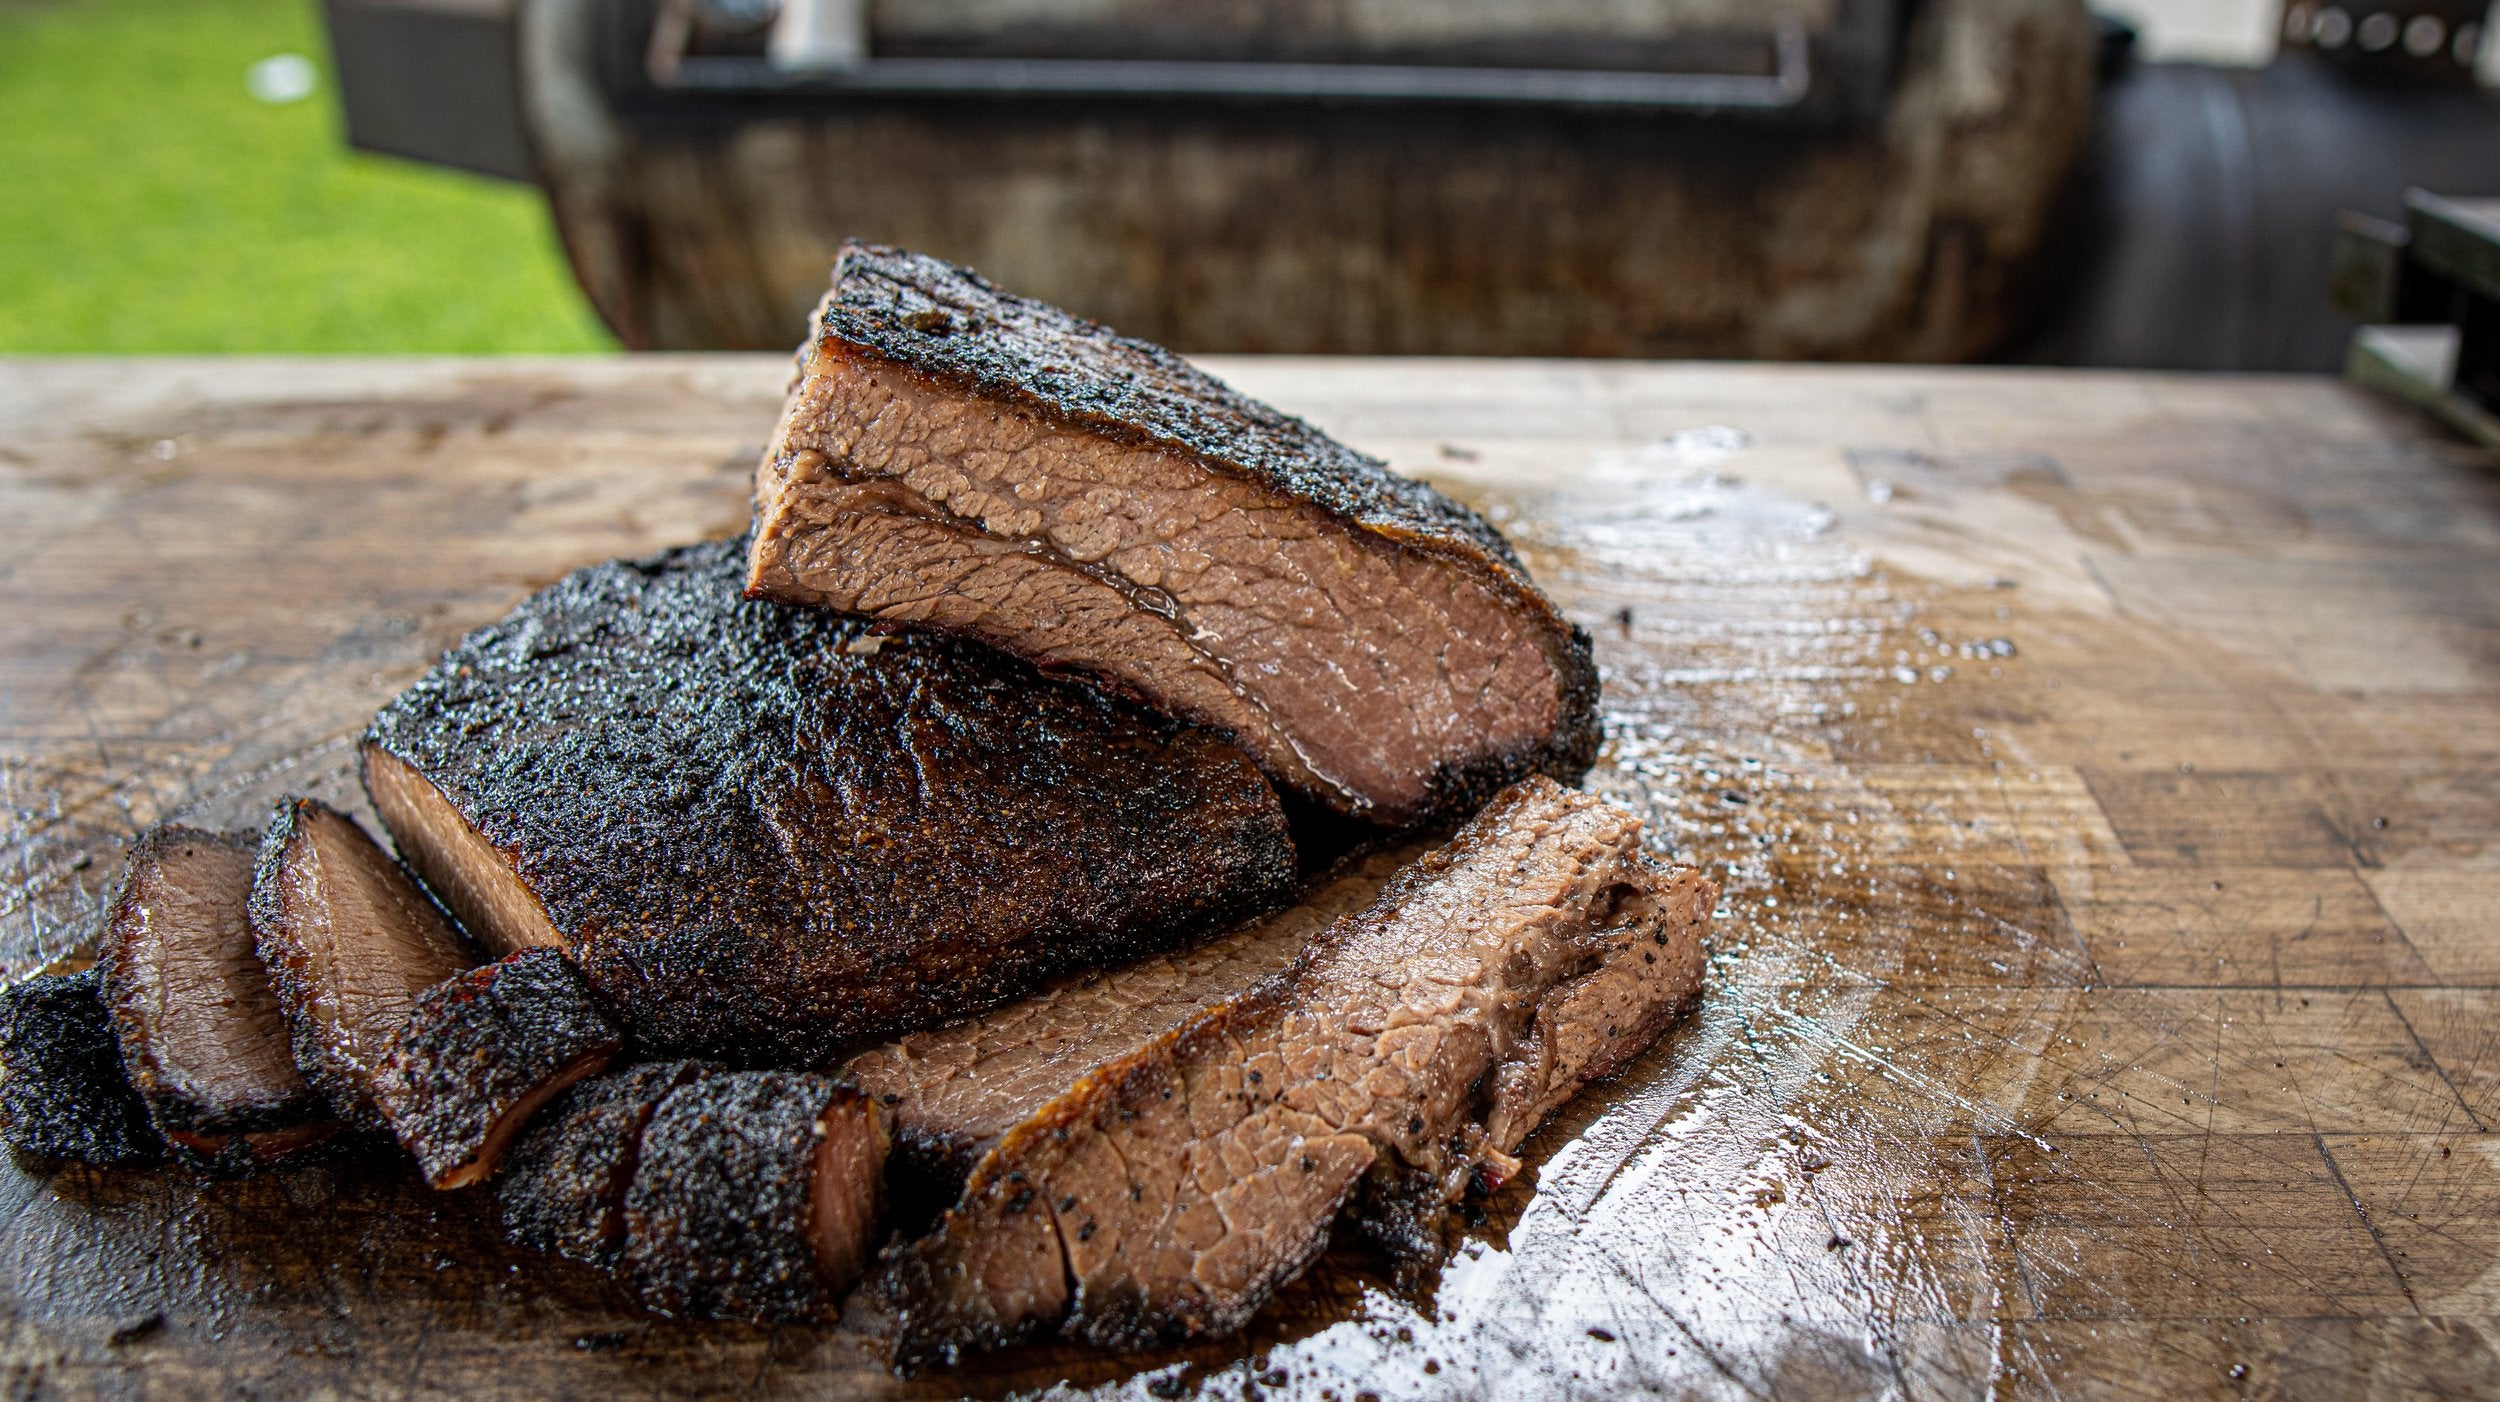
(250, 798, 476, 1131)
(373, 949, 622, 1190)
(0, 968, 163, 1167)
(101, 825, 336, 1173)
(500, 1060, 721, 1268)
(884, 777, 1715, 1364)
(363, 536, 1298, 1066)
(842, 840, 1427, 1198)
(747, 242, 1599, 828)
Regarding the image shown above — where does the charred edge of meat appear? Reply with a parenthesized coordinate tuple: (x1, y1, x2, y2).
(801, 241, 1532, 579)
(249, 797, 477, 1131)
(360, 746, 563, 958)
(364, 536, 1297, 1065)
(0, 969, 163, 1167)
(374, 948, 623, 1190)
(101, 824, 337, 1173)
(499, 1059, 721, 1268)
(623, 1071, 888, 1324)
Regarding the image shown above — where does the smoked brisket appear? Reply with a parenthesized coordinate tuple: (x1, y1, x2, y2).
(250, 797, 475, 1129)
(622, 1071, 887, 1323)
(885, 777, 1713, 1363)
(101, 824, 336, 1171)
(0, 967, 162, 1167)
(841, 842, 1424, 1197)
(363, 536, 1297, 1065)
(499, 1059, 721, 1267)
(373, 949, 622, 1189)
(747, 243, 1598, 827)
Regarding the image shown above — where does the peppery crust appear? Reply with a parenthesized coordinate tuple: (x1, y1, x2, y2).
(499, 1059, 722, 1268)
(363, 536, 1297, 1065)
(373, 949, 623, 1190)
(621, 1071, 888, 1324)
(0, 968, 163, 1167)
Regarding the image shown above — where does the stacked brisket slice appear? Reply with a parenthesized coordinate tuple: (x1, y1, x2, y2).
(746, 241, 1600, 828)
(0, 243, 1717, 1359)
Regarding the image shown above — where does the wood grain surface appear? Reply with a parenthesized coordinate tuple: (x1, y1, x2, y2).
(1, 356, 2496, 1399)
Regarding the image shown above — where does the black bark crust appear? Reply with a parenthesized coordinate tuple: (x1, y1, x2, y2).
(373, 948, 623, 1189)
(805, 241, 1530, 576)
(100, 824, 335, 1173)
(500, 1059, 721, 1267)
(364, 536, 1297, 1065)
(0, 969, 163, 1167)
(621, 1070, 880, 1323)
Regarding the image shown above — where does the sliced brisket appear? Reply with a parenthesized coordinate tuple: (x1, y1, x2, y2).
(499, 1059, 721, 1267)
(373, 949, 622, 1189)
(885, 777, 1714, 1363)
(842, 842, 1424, 1196)
(0, 967, 163, 1167)
(746, 243, 1598, 827)
(363, 537, 1296, 1065)
(622, 1071, 888, 1323)
(250, 797, 475, 1129)
(101, 824, 336, 1171)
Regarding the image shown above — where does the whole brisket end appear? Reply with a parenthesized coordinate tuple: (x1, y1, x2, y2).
(0, 968, 163, 1167)
(748, 243, 1599, 827)
(373, 949, 622, 1190)
(100, 824, 337, 1172)
(249, 798, 475, 1129)
(499, 1059, 721, 1268)
(885, 777, 1714, 1363)
(622, 1071, 888, 1323)
(364, 537, 1296, 1065)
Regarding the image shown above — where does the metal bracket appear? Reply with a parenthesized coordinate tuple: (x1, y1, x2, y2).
(653, 22, 1813, 114)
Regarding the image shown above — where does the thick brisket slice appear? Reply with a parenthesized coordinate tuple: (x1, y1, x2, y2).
(100, 825, 337, 1171)
(250, 798, 475, 1128)
(747, 242, 1598, 827)
(364, 536, 1296, 1065)
(373, 950, 622, 1189)
(622, 1071, 888, 1323)
(0, 968, 163, 1167)
(885, 778, 1714, 1363)
(499, 1059, 722, 1267)
(842, 842, 1423, 1195)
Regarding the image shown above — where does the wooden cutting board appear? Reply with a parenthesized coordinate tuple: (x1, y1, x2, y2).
(2, 356, 2495, 1399)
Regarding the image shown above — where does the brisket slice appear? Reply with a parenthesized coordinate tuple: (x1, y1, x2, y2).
(363, 536, 1296, 1065)
(250, 798, 476, 1130)
(101, 825, 337, 1172)
(841, 841, 1425, 1200)
(0, 968, 163, 1167)
(373, 949, 622, 1189)
(746, 242, 1598, 828)
(884, 777, 1714, 1363)
(622, 1071, 888, 1323)
(499, 1059, 722, 1268)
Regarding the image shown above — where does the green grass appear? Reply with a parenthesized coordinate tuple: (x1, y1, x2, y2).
(0, 0, 614, 353)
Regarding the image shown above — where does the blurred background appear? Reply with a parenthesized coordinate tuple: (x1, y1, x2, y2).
(2, 0, 2494, 367)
